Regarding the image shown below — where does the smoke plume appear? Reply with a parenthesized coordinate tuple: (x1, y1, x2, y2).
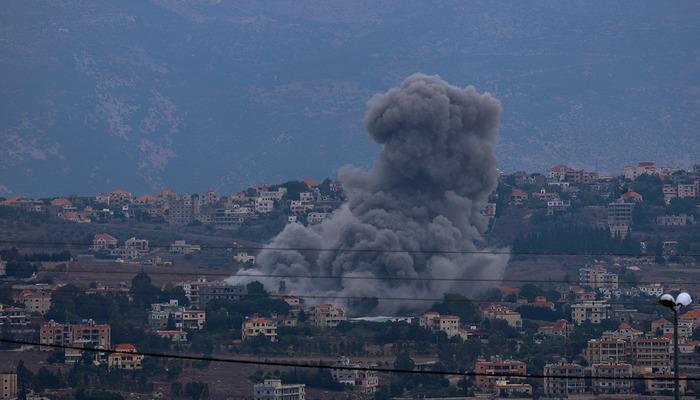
(231, 73, 508, 314)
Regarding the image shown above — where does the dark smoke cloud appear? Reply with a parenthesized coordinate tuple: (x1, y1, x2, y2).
(230, 73, 508, 314)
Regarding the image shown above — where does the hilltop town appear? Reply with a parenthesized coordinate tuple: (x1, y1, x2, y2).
(1, 160, 699, 400)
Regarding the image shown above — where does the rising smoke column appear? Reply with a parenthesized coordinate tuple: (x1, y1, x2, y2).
(231, 73, 508, 314)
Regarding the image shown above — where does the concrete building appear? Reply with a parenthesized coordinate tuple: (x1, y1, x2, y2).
(632, 337, 671, 374)
(644, 374, 687, 396)
(169, 240, 201, 254)
(40, 319, 111, 350)
(418, 312, 460, 337)
(475, 359, 527, 392)
(591, 363, 633, 394)
(571, 300, 609, 325)
(624, 161, 656, 180)
(92, 233, 118, 251)
(579, 265, 618, 290)
(148, 300, 205, 331)
(0, 305, 30, 327)
(586, 338, 628, 365)
(481, 304, 523, 329)
(607, 201, 634, 238)
(657, 214, 694, 226)
(14, 290, 51, 315)
(543, 363, 585, 397)
(254, 379, 305, 400)
(331, 356, 379, 394)
(242, 317, 278, 342)
(309, 304, 347, 328)
(0, 372, 17, 400)
(108, 344, 144, 370)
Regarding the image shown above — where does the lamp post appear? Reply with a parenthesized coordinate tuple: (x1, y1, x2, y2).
(659, 292, 692, 400)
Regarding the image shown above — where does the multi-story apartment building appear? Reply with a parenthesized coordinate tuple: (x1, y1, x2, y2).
(108, 344, 144, 370)
(148, 300, 206, 331)
(657, 214, 694, 226)
(475, 359, 527, 392)
(624, 161, 656, 180)
(0, 305, 30, 327)
(166, 195, 198, 226)
(331, 356, 379, 394)
(481, 304, 523, 329)
(543, 363, 586, 397)
(124, 237, 149, 254)
(644, 374, 687, 396)
(0, 372, 17, 400)
(418, 312, 461, 337)
(572, 301, 609, 325)
(579, 265, 618, 290)
(309, 304, 347, 328)
(591, 363, 633, 394)
(586, 338, 628, 365)
(40, 319, 111, 350)
(242, 317, 278, 342)
(638, 283, 664, 297)
(178, 278, 247, 309)
(632, 337, 671, 374)
(254, 379, 305, 400)
(607, 201, 634, 237)
(677, 183, 698, 199)
(13, 290, 51, 315)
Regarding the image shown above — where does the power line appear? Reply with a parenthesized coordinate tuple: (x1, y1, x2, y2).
(34, 266, 699, 287)
(1, 238, 697, 258)
(37, 288, 661, 307)
(0, 337, 694, 382)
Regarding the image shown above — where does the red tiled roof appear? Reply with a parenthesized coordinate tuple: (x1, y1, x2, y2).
(114, 343, 136, 352)
(51, 198, 71, 206)
(94, 233, 117, 241)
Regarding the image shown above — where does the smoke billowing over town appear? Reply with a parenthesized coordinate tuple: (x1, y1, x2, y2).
(230, 74, 509, 313)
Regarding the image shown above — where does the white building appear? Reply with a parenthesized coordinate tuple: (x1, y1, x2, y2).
(254, 379, 305, 400)
(255, 198, 274, 213)
(307, 212, 328, 225)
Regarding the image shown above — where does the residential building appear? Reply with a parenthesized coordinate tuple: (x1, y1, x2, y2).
(638, 283, 664, 297)
(644, 374, 686, 396)
(663, 184, 678, 205)
(233, 252, 255, 264)
(571, 301, 609, 325)
(40, 319, 111, 350)
(591, 363, 633, 394)
(169, 240, 201, 254)
(254, 198, 274, 213)
(586, 338, 628, 365)
(680, 309, 700, 327)
(108, 344, 144, 370)
(546, 199, 570, 216)
(537, 319, 569, 337)
(607, 201, 634, 237)
(124, 237, 149, 254)
(480, 202, 497, 220)
(662, 240, 679, 256)
(331, 356, 379, 394)
(418, 312, 460, 337)
(632, 337, 671, 374)
(148, 300, 205, 331)
(481, 304, 523, 329)
(92, 233, 118, 251)
(579, 265, 618, 290)
(0, 372, 17, 400)
(109, 189, 133, 208)
(543, 363, 585, 397)
(475, 359, 526, 392)
(624, 161, 656, 180)
(508, 189, 528, 206)
(657, 214, 694, 226)
(14, 290, 51, 315)
(309, 304, 347, 328)
(677, 183, 698, 199)
(0, 260, 5, 276)
(242, 317, 278, 342)
(254, 379, 305, 400)
(155, 330, 188, 342)
(178, 277, 247, 308)
(602, 322, 643, 342)
(166, 195, 197, 226)
(0, 305, 30, 327)
(307, 212, 328, 225)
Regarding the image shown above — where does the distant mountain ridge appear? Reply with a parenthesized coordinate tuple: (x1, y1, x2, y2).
(1, 0, 699, 196)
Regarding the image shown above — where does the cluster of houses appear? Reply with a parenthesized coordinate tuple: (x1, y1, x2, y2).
(499, 161, 700, 238)
(0, 178, 344, 230)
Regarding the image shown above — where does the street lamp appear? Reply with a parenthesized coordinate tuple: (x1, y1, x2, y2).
(659, 292, 693, 400)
